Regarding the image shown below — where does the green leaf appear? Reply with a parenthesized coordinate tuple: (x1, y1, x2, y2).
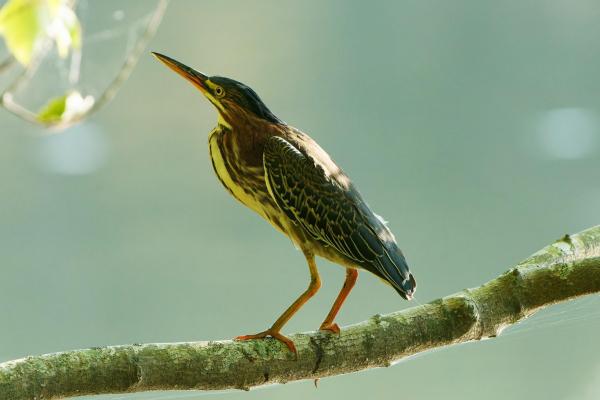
(37, 93, 67, 123)
(37, 91, 94, 124)
(0, 0, 82, 67)
(0, 0, 41, 66)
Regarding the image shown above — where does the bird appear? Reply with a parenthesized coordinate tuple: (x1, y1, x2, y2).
(152, 52, 416, 353)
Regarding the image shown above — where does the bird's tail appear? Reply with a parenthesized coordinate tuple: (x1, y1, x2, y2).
(395, 272, 417, 300)
(378, 246, 417, 300)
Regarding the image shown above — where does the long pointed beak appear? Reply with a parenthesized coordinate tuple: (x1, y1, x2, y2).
(151, 52, 208, 92)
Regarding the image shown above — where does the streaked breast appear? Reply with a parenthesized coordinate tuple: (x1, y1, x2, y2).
(208, 127, 273, 221)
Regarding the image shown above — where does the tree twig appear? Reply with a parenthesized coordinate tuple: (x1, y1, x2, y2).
(0, 56, 15, 74)
(1, 226, 599, 399)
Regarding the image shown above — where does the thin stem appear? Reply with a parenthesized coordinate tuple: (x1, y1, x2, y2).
(0, 56, 15, 74)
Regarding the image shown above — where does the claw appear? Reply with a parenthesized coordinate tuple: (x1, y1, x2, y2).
(235, 329, 297, 354)
(319, 322, 340, 334)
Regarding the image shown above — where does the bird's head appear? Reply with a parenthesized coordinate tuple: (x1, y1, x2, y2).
(152, 52, 281, 129)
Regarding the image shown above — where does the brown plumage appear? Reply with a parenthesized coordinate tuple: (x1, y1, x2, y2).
(153, 53, 416, 353)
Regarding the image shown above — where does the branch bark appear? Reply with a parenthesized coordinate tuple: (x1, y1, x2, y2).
(2, 226, 599, 400)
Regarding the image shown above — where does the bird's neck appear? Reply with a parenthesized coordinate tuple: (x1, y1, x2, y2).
(211, 115, 282, 167)
(216, 113, 232, 130)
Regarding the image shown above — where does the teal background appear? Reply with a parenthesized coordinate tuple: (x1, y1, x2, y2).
(1, 1, 600, 399)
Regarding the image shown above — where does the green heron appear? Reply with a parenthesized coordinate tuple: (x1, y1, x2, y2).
(153, 52, 416, 353)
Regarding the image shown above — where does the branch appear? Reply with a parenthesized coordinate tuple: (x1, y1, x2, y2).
(2, 226, 599, 399)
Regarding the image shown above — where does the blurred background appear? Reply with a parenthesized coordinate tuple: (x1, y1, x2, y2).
(1, 1, 599, 399)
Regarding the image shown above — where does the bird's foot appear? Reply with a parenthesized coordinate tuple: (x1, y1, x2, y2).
(235, 329, 297, 354)
(319, 322, 340, 334)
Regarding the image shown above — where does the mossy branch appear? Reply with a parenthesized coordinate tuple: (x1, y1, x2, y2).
(1, 226, 599, 399)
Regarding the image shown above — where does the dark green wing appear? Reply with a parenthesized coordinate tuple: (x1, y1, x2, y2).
(263, 136, 415, 298)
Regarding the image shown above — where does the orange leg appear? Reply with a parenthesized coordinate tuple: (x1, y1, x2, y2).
(319, 268, 358, 334)
(235, 252, 321, 354)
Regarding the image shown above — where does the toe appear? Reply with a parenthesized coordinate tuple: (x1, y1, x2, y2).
(319, 322, 340, 334)
(270, 332, 297, 354)
(235, 330, 297, 354)
(234, 330, 269, 341)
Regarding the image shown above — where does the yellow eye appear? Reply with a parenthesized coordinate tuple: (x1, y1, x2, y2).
(214, 86, 225, 97)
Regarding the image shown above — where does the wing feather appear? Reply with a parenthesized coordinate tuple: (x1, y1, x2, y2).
(263, 136, 415, 297)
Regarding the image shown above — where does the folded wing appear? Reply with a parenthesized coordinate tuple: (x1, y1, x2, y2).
(263, 136, 415, 298)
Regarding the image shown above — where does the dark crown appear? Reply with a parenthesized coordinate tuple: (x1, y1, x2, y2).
(210, 76, 282, 124)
